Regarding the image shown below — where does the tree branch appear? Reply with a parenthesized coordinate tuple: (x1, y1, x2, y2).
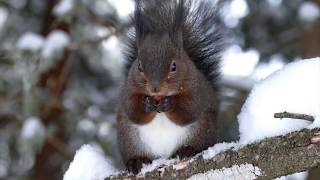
(108, 128, 320, 179)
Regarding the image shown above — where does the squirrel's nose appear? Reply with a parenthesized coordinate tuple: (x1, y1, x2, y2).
(152, 86, 160, 93)
(148, 80, 162, 94)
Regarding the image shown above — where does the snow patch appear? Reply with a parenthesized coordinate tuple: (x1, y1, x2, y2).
(298, 1, 320, 22)
(54, 0, 74, 16)
(20, 117, 45, 139)
(267, 0, 282, 7)
(238, 58, 320, 144)
(251, 55, 285, 81)
(87, 106, 101, 118)
(16, 32, 45, 52)
(41, 30, 70, 60)
(222, 0, 249, 28)
(98, 122, 112, 138)
(275, 171, 308, 180)
(77, 119, 97, 135)
(222, 45, 260, 77)
(140, 158, 177, 175)
(101, 35, 125, 79)
(19, 117, 46, 154)
(63, 144, 117, 180)
(0, 161, 8, 178)
(0, 7, 8, 31)
(229, 0, 249, 19)
(108, 0, 134, 19)
(188, 164, 262, 180)
(202, 142, 238, 160)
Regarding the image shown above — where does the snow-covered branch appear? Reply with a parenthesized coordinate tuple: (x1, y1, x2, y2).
(108, 128, 320, 180)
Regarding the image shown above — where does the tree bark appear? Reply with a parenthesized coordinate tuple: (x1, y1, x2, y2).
(108, 128, 320, 180)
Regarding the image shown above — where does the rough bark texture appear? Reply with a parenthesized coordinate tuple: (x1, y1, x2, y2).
(108, 128, 320, 180)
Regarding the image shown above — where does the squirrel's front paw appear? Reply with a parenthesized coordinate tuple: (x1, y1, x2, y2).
(142, 96, 156, 112)
(126, 157, 152, 174)
(172, 145, 197, 160)
(157, 96, 175, 112)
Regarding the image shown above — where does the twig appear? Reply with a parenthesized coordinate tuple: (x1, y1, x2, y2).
(274, 111, 314, 122)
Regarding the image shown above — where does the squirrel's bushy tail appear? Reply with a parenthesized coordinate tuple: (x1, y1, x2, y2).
(124, 0, 225, 89)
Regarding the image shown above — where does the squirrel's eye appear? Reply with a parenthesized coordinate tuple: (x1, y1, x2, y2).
(170, 61, 177, 72)
(138, 62, 143, 72)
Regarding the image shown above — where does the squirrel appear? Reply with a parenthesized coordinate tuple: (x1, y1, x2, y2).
(116, 0, 224, 174)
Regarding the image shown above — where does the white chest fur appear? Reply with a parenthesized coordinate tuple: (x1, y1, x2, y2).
(136, 113, 191, 158)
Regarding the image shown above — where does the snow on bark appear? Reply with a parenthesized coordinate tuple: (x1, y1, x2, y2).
(202, 142, 239, 160)
(188, 164, 262, 180)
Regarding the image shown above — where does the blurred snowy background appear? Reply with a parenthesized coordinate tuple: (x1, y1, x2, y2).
(0, 0, 319, 179)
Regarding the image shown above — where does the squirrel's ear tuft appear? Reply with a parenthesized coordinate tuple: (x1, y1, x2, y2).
(170, 0, 185, 48)
(172, 0, 184, 34)
(134, 0, 152, 43)
(170, 30, 183, 50)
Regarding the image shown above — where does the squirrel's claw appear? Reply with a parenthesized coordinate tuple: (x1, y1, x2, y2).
(311, 131, 320, 144)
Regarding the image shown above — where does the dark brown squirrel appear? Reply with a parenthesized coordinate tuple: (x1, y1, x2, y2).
(117, 0, 224, 174)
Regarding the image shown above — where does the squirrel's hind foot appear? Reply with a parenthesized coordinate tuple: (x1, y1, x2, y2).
(126, 157, 152, 174)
